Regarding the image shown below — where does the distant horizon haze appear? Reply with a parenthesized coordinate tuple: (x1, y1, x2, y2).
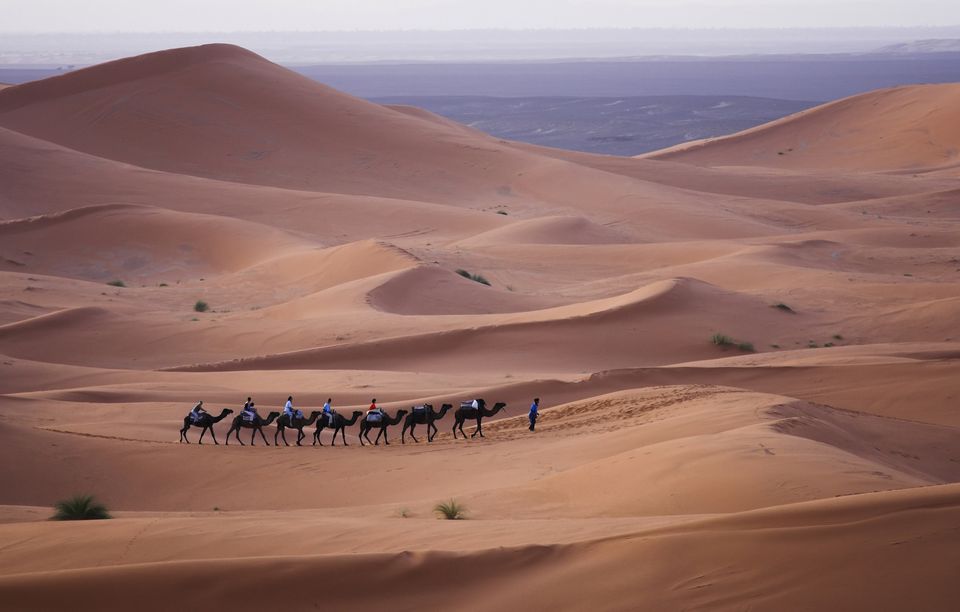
(3, 26, 960, 65)
(3, 0, 959, 32)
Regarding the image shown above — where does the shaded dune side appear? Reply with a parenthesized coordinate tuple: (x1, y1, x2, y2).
(0, 307, 112, 339)
(645, 83, 960, 173)
(368, 266, 557, 315)
(0, 203, 312, 280)
(0, 485, 957, 612)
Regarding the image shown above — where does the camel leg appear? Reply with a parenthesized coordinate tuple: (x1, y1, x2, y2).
(452, 420, 459, 440)
(251, 428, 257, 446)
(458, 420, 467, 439)
(259, 427, 270, 446)
(297, 428, 305, 446)
(428, 422, 436, 442)
(210, 428, 219, 445)
(374, 428, 382, 446)
(313, 428, 322, 446)
(198, 427, 207, 444)
(383, 427, 390, 445)
(180, 426, 189, 443)
(340, 427, 348, 446)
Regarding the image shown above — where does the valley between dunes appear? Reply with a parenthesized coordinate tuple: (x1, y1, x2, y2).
(1, 44, 959, 611)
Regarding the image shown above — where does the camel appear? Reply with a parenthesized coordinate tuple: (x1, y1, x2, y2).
(275, 411, 323, 447)
(312, 410, 363, 446)
(401, 403, 453, 444)
(452, 399, 507, 439)
(225, 411, 280, 446)
(179, 408, 233, 445)
(358, 409, 408, 446)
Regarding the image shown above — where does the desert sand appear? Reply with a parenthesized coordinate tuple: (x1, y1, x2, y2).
(1, 44, 959, 610)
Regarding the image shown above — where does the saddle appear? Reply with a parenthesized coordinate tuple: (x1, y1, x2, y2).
(412, 405, 427, 413)
(190, 413, 203, 424)
(460, 401, 476, 411)
(294, 410, 304, 420)
(242, 411, 257, 423)
(366, 411, 383, 423)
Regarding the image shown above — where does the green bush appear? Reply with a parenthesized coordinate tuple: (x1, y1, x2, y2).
(107, 280, 125, 287)
(194, 300, 209, 312)
(773, 303, 794, 312)
(434, 499, 466, 520)
(52, 494, 111, 521)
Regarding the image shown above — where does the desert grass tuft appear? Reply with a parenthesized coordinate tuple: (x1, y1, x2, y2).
(434, 499, 466, 520)
(711, 333, 734, 346)
(455, 269, 491, 286)
(52, 494, 111, 521)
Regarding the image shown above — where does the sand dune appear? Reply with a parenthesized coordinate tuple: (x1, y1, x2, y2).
(0, 44, 550, 204)
(170, 278, 817, 374)
(455, 215, 635, 247)
(0, 203, 312, 280)
(1, 44, 958, 610)
(646, 83, 960, 173)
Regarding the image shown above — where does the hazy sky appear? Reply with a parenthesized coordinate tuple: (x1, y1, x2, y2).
(3, 0, 958, 31)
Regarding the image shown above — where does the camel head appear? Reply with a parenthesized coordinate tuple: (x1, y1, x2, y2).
(493, 402, 507, 413)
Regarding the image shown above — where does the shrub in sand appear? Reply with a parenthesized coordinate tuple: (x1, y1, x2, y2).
(455, 269, 491, 286)
(737, 342, 755, 352)
(772, 303, 794, 312)
(106, 280, 126, 287)
(711, 333, 734, 347)
(194, 300, 209, 312)
(434, 499, 466, 520)
(52, 494, 111, 521)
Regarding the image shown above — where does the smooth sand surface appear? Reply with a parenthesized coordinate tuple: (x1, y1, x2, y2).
(1, 44, 959, 610)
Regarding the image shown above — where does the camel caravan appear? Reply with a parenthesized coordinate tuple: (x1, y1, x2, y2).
(179, 397, 509, 447)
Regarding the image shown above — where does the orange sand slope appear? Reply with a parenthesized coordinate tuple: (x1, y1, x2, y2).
(0, 44, 959, 610)
(645, 83, 960, 174)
